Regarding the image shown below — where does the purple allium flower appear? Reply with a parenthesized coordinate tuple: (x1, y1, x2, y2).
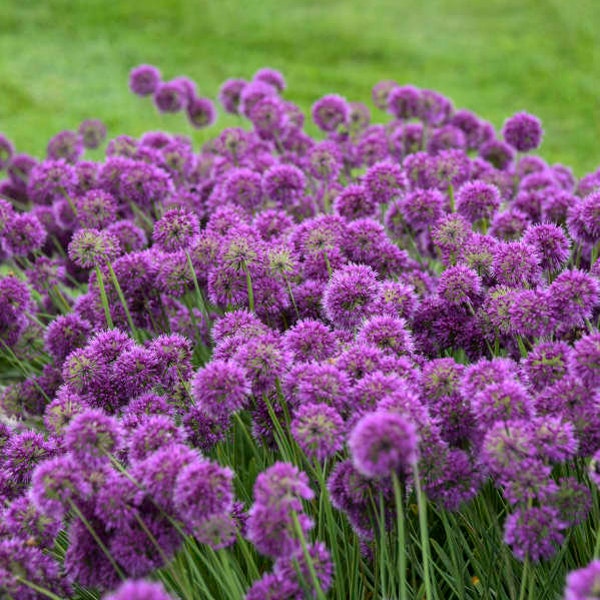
(427, 124, 466, 155)
(291, 402, 344, 461)
(308, 141, 342, 182)
(64, 408, 122, 462)
(44, 313, 91, 364)
(522, 222, 570, 272)
(333, 183, 377, 221)
(30, 454, 91, 519)
(108, 220, 148, 252)
(274, 541, 334, 595)
(569, 333, 600, 388)
(75, 189, 118, 229)
(129, 64, 161, 96)
(282, 319, 337, 363)
(187, 96, 217, 128)
(312, 94, 350, 132)
(374, 281, 419, 320)
(191, 359, 250, 420)
(222, 168, 264, 213)
(504, 505, 565, 562)
(456, 180, 500, 223)
(3, 494, 61, 550)
(249, 96, 287, 140)
(372, 79, 397, 110)
(508, 289, 554, 338)
(387, 85, 421, 120)
(548, 269, 599, 328)
(547, 477, 591, 528)
(322, 263, 380, 330)
(0, 133, 14, 170)
(363, 160, 405, 205)
(153, 80, 187, 113)
(479, 139, 515, 170)
(491, 241, 541, 287)
(233, 334, 286, 396)
(105, 580, 175, 600)
(262, 163, 306, 207)
(254, 67, 286, 92)
(523, 341, 571, 391)
(564, 560, 600, 600)
(532, 416, 578, 461)
(438, 265, 482, 306)
(239, 80, 276, 117)
(431, 213, 472, 265)
(348, 411, 418, 478)
(502, 111, 543, 152)
(3, 431, 55, 488)
(174, 459, 234, 527)
(246, 572, 299, 599)
(396, 188, 444, 232)
(68, 228, 120, 269)
(2, 213, 47, 256)
(152, 208, 199, 252)
(78, 118, 107, 149)
(357, 315, 413, 357)
(128, 415, 185, 462)
(472, 380, 533, 427)
(47, 130, 84, 163)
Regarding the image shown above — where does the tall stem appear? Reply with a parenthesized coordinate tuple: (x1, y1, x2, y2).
(413, 463, 435, 600)
(95, 266, 113, 328)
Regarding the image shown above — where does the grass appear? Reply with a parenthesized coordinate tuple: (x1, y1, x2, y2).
(0, 0, 598, 174)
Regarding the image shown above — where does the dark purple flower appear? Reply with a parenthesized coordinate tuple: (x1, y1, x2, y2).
(187, 96, 217, 128)
(387, 85, 421, 120)
(363, 160, 405, 205)
(153, 208, 199, 252)
(78, 118, 107, 149)
(569, 333, 600, 388)
(312, 94, 350, 132)
(129, 64, 162, 96)
(502, 112, 543, 152)
(254, 67, 286, 92)
(44, 313, 91, 364)
(105, 580, 175, 600)
(68, 228, 120, 269)
(522, 223, 570, 272)
(154, 80, 187, 113)
(75, 189, 118, 229)
(47, 130, 84, 163)
(64, 408, 122, 462)
(548, 270, 599, 328)
(0, 134, 14, 170)
(2, 213, 47, 256)
(292, 402, 344, 461)
(564, 560, 600, 600)
(456, 180, 500, 223)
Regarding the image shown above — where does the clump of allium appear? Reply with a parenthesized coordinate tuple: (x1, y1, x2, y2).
(291, 402, 345, 461)
(322, 263, 380, 330)
(129, 64, 162, 96)
(68, 228, 121, 268)
(348, 411, 418, 478)
(191, 359, 250, 420)
(502, 111, 543, 152)
(312, 94, 350, 132)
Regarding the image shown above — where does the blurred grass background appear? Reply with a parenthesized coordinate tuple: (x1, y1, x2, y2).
(0, 0, 598, 174)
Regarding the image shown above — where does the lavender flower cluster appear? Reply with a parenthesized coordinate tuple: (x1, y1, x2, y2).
(0, 65, 599, 599)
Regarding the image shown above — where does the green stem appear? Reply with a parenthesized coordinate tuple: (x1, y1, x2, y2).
(292, 511, 327, 600)
(106, 262, 139, 341)
(15, 578, 63, 600)
(185, 250, 210, 322)
(392, 473, 408, 600)
(518, 557, 529, 600)
(244, 264, 255, 313)
(413, 463, 435, 600)
(95, 266, 114, 328)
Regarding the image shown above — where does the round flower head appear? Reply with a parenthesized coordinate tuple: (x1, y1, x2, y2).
(75, 189, 118, 229)
(129, 64, 161, 96)
(249, 96, 287, 140)
(308, 141, 342, 182)
(508, 289, 554, 338)
(372, 79, 397, 110)
(312, 94, 350, 132)
(375, 281, 419, 320)
(564, 560, 600, 600)
(154, 80, 187, 113)
(187, 96, 217, 128)
(107, 220, 148, 253)
(105, 580, 175, 600)
(357, 315, 413, 357)
(427, 125, 466, 154)
(153, 208, 199, 252)
(522, 222, 570, 272)
(7, 152, 37, 189)
(254, 67, 286, 92)
(174, 459, 234, 527)
(471, 379, 533, 427)
(397, 188, 445, 231)
(191, 359, 250, 420)
(502, 111, 543, 152)
(456, 180, 500, 223)
(569, 333, 600, 388)
(349, 411, 418, 478)
(363, 160, 405, 205)
(64, 408, 122, 462)
(239, 80, 276, 117)
(75, 160, 100, 194)
(223, 168, 264, 213)
(218, 78, 247, 114)
(491, 241, 541, 288)
(387, 85, 421, 120)
(262, 163, 306, 207)
(479, 139, 515, 171)
(282, 319, 337, 363)
(44, 313, 91, 364)
(68, 228, 120, 268)
(0, 134, 14, 170)
(548, 269, 599, 328)
(333, 184, 377, 221)
(578, 190, 600, 242)
(2, 213, 47, 256)
(504, 505, 565, 562)
(47, 130, 84, 163)
(322, 263, 380, 330)
(78, 118, 107, 149)
(438, 265, 482, 306)
(431, 213, 473, 265)
(523, 341, 571, 391)
(292, 403, 344, 461)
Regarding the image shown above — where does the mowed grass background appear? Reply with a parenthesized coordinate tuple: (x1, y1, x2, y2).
(0, 0, 598, 174)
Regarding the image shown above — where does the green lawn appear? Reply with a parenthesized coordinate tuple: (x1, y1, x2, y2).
(0, 0, 598, 174)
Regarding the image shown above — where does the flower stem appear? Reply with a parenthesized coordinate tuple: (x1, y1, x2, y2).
(95, 266, 113, 328)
